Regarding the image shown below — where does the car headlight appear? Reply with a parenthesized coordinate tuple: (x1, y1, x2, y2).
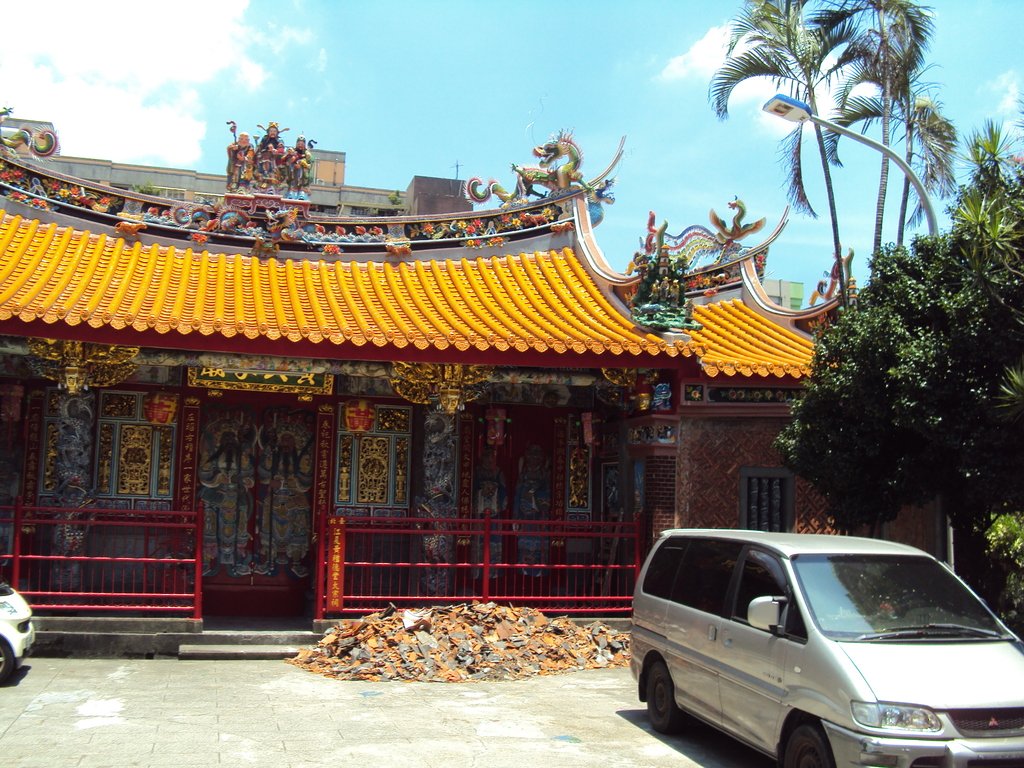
(852, 701, 942, 732)
(0, 599, 18, 616)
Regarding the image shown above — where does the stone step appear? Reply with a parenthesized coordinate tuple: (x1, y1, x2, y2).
(184, 630, 320, 646)
(178, 643, 303, 660)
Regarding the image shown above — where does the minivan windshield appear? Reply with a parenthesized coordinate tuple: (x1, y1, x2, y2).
(791, 554, 1009, 641)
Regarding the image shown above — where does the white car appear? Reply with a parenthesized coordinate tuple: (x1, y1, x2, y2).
(631, 529, 1024, 768)
(0, 581, 34, 684)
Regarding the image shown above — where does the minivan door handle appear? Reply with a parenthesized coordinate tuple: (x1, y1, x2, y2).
(708, 624, 717, 641)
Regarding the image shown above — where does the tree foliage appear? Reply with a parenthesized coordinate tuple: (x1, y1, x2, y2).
(776, 123, 1024, 602)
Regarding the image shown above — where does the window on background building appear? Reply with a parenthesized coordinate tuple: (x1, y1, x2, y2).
(194, 193, 223, 206)
(740, 468, 794, 533)
(152, 187, 187, 200)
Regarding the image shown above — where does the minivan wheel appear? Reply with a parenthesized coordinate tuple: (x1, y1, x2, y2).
(0, 637, 15, 685)
(784, 723, 835, 768)
(646, 659, 685, 734)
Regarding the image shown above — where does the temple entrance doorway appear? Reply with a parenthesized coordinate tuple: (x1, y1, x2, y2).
(195, 401, 317, 617)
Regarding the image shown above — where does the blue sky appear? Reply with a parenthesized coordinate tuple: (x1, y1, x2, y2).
(2, 0, 1020, 293)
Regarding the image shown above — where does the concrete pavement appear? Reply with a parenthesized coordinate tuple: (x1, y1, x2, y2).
(0, 657, 774, 768)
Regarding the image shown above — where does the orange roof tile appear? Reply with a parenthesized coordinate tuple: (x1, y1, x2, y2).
(684, 299, 813, 378)
(0, 209, 682, 360)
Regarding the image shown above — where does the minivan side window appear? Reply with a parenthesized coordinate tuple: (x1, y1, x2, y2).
(671, 539, 743, 615)
(641, 538, 688, 599)
(733, 548, 807, 639)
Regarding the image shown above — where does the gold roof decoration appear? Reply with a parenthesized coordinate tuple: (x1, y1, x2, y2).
(390, 363, 494, 414)
(27, 339, 139, 394)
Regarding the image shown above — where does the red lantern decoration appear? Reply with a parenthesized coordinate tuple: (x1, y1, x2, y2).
(485, 406, 506, 446)
(345, 399, 375, 433)
(143, 392, 179, 424)
(633, 374, 653, 413)
(581, 412, 595, 447)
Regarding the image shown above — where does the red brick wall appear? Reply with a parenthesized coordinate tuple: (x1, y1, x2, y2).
(645, 455, 677, 540)
(677, 416, 832, 533)
(636, 413, 937, 550)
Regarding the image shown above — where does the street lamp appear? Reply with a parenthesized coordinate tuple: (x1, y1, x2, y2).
(762, 94, 938, 237)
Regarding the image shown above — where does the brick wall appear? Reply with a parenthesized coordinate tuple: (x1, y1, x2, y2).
(645, 455, 677, 540)
(677, 416, 832, 533)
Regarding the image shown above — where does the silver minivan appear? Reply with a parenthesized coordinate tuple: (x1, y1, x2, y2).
(630, 529, 1024, 767)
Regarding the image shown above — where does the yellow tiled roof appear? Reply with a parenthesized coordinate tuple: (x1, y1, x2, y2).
(684, 299, 813, 377)
(0, 210, 681, 359)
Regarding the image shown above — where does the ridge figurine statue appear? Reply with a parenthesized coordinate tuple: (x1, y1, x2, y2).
(626, 215, 702, 333)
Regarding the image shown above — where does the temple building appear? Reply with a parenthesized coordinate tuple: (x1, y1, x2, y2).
(0, 117, 882, 624)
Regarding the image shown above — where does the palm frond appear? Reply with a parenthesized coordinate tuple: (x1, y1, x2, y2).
(782, 124, 818, 217)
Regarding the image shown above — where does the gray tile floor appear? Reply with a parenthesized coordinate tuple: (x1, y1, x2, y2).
(0, 658, 772, 768)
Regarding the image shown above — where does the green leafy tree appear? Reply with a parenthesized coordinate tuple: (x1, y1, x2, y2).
(776, 144, 1024, 604)
(710, 0, 857, 304)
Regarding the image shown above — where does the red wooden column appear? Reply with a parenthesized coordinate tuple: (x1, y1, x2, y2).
(313, 403, 337, 619)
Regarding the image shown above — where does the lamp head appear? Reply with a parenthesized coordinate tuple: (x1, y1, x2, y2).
(763, 94, 812, 123)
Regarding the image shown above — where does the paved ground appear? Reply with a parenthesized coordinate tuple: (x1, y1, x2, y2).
(0, 657, 775, 768)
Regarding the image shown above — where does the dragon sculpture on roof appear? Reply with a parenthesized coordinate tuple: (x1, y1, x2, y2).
(465, 130, 624, 224)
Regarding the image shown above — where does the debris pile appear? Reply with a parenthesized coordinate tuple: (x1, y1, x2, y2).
(289, 601, 630, 683)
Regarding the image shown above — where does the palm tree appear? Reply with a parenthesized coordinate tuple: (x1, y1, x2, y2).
(894, 93, 956, 244)
(834, 87, 956, 246)
(710, 0, 857, 305)
(819, 0, 935, 254)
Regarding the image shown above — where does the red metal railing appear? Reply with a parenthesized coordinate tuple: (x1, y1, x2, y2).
(1, 501, 638, 618)
(0, 500, 201, 617)
(316, 514, 640, 619)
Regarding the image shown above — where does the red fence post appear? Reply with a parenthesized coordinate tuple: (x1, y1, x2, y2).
(193, 502, 204, 620)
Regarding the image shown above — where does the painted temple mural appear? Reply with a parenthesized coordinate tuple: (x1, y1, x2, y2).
(198, 407, 315, 581)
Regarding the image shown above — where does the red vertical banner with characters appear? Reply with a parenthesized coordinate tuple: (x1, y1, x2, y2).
(551, 416, 568, 549)
(458, 413, 475, 521)
(176, 397, 202, 513)
(326, 516, 345, 613)
(22, 390, 44, 504)
(313, 405, 337, 618)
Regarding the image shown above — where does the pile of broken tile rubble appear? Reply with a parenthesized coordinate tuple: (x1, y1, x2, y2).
(289, 601, 630, 682)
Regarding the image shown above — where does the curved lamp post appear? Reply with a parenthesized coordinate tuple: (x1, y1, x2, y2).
(762, 94, 938, 238)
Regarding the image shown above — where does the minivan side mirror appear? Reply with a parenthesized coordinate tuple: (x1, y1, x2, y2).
(748, 595, 785, 633)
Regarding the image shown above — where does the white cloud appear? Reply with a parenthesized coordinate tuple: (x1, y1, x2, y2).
(658, 25, 730, 82)
(983, 70, 1021, 118)
(0, 0, 307, 166)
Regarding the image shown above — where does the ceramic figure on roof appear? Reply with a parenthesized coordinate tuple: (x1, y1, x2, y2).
(0, 107, 60, 158)
(627, 213, 701, 332)
(283, 135, 315, 199)
(709, 196, 766, 246)
(512, 129, 584, 198)
(254, 121, 289, 192)
(466, 131, 625, 223)
(225, 122, 256, 192)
